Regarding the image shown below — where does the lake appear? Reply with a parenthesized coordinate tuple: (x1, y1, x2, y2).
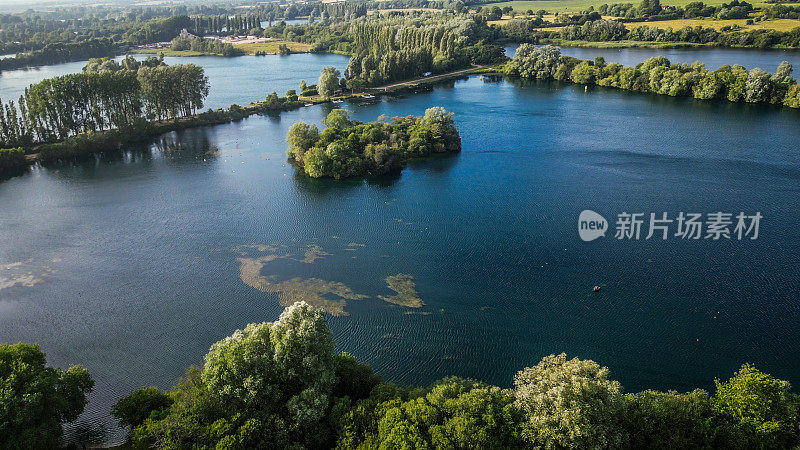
(0, 52, 350, 110)
(1, 51, 800, 445)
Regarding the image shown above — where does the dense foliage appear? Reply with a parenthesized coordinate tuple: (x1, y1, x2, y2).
(0, 343, 94, 449)
(111, 301, 800, 449)
(0, 60, 208, 148)
(286, 107, 462, 179)
(506, 44, 800, 107)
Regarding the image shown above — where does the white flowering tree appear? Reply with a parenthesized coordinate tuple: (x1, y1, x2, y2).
(514, 353, 627, 449)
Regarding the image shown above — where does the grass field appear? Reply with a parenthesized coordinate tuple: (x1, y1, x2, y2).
(623, 17, 800, 31)
(233, 40, 312, 55)
(545, 38, 708, 47)
(485, 0, 771, 14)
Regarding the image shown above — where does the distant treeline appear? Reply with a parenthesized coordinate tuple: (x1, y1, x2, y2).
(0, 38, 119, 71)
(170, 35, 243, 56)
(506, 44, 800, 107)
(287, 107, 461, 179)
(500, 17, 800, 48)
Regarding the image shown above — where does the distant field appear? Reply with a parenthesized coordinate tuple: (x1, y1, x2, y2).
(624, 17, 800, 31)
(485, 0, 771, 14)
(487, 10, 800, 33)
(233, 41, 313, 54)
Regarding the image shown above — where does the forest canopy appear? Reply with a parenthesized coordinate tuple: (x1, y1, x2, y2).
(108, 301, 800, 450)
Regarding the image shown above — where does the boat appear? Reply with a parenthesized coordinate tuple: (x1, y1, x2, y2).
(362, 94, 375, 99)
(332, 100, 343, 104)
(593, 285, 601, 292)
(304, 103, 314, 107)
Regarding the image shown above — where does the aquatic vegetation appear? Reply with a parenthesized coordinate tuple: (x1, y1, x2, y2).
(379, 273, 424, 308)
(235, 244, 366, 316)
(234, 244, 427, 314)
(0, 259, 56, 291)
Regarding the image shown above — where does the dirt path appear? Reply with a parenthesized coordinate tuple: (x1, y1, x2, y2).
(373, 65, 484, 91)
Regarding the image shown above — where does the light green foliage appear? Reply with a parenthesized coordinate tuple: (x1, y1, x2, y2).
(514, 353, 627, 449)
(0, 343, 94, 449)
(324, 109, 353, 129)
(286, 122, 320, 161)
(571, 61, 598, 84)
(128, 302, 341, 448)
(508, 47, 800, 107)
(318, 66, 341, 98)
(287, 107, 460, 179)
(339, 377, 523, 449)
(714, 364, 800, 449)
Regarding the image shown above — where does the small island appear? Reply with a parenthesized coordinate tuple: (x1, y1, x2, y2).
(286, 107, 461, 180)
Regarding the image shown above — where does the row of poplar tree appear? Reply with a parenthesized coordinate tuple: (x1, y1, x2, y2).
(0, 59, 208, 148)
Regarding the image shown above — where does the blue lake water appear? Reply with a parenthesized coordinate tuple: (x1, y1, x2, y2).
(1, 52, 800, 444)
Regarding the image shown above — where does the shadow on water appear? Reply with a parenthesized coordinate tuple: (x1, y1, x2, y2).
(34, 126, 221, 181)
(63, 421, 107, 448)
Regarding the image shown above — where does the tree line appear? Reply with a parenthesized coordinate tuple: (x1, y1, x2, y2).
(0, 58, 209, 149)
(6, 301, 797, 448)
(506, 44, 800, 107)
(287, 107, 461, 179)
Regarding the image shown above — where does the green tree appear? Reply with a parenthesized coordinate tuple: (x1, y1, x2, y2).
(514, 353, 627, 449)
(111, 386, 173, 432)
(0, 343, 94, 449)
(623, 389, 722, 448)
(318, 66, 341, 98)
(286, 122, 320, 161)
(128, 302, 341, 448)
(714, 364, 800, 449)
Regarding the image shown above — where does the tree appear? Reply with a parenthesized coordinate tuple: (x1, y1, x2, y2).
(0, 343, 94, 449)
(623, 389, 723, 448)
(323, 109, 352, 129)
(286, 122, 320, 161)
(127, 302, 341, 448)
(514, 353, 628, 449)
(318, 66, 341, 98)
(714, 364, 800, 449)
(111, 387, 173, 431)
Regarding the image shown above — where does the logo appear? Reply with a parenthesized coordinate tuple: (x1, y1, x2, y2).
(578, 210, 608, 242)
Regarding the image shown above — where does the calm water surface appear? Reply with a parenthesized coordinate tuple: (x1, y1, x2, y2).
(1, 55, 800, 444)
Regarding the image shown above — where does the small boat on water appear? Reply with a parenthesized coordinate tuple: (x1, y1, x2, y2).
(304, 103, 314, 107)
(593, 285, 601, 292)
(332, 100, 343, 104)
(362, 94, 375, 99)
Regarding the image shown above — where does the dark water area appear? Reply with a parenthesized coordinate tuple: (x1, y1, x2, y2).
(505, 43, 800, 72)
(1, 55, 799, 444)
(0, 52, 350, 110)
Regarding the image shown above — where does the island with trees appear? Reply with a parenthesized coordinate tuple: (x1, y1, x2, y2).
(286, 107, 462, 179)
(505, 44, 800, 107)
(4, 301, 798, 449)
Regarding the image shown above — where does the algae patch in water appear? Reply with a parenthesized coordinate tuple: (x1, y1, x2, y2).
(0, 259, 56, 291)
(379, 273, 424, 308)
(235, 243, 367, 316)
